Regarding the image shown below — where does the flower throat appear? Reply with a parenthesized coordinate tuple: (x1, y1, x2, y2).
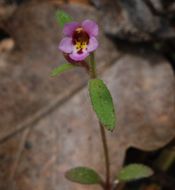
(72, 27, 89, 54)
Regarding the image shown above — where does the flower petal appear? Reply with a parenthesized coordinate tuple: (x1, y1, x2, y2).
(63, 22, 80, 36)
(69, 51, 89, 61)
(58, 37, 73, 53)
(82, 19, 99, 36)
(87, 37, 98, 52)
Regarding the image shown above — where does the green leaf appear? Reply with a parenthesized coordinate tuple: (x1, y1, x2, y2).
(51, 63, 75, 77)
(55, 10, 73, 27)
(117, 164, 153, 182)
(88, 79, 116, 131)
(65, 167, 102, 185)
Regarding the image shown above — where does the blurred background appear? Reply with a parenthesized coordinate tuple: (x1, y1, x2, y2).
(0, 0, 174, 189)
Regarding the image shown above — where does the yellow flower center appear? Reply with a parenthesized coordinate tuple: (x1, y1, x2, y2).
(75, 41, 88, 51)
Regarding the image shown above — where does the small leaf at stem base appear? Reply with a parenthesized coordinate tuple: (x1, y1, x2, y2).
(65, 167, 102, 185)
(117, 164, 154, 182)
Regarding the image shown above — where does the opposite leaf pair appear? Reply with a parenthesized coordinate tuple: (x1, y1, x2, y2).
(66, 164, 153, 186)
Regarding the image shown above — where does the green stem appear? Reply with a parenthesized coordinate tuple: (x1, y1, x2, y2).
(89, 52, 97, 79)
(100, 123, 111, 189)
(89, 53, 111, 189)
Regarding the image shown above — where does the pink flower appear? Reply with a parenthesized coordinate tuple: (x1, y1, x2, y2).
(59, 19, 99, 61)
